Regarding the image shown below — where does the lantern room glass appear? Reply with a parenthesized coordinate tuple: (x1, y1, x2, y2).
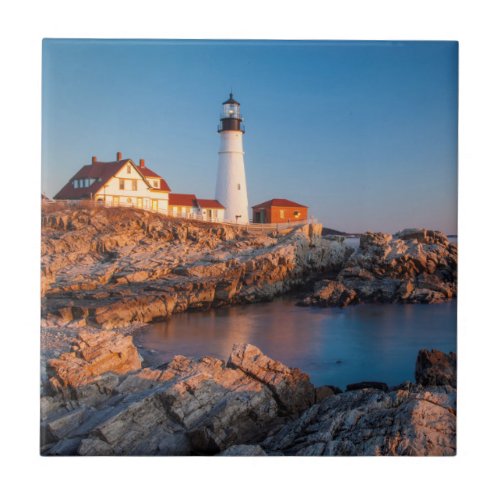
(222, 103, 240, 119)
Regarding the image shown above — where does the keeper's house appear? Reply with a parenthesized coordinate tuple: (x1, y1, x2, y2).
(252, 198, 308, 223)
(54, 152, 171, 213)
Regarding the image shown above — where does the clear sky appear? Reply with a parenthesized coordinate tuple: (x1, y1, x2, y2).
(42, 39, 457, 234)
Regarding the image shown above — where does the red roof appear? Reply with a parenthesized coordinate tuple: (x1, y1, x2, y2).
(252, 198, 308, 209)
(139, 166, 161, 178)
(169, 193, 198, 207)
(197, 199, 225, 209)
(149, 178, 171, 192)
(54, 159, 171, 199)
(135, 163, 171, 192)
(54, 160, 129, 200)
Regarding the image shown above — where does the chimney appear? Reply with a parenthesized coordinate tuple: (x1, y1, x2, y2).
(139, 159, 145, 168)
(92, 156, 97, 164)
(116, 151, 123, 161)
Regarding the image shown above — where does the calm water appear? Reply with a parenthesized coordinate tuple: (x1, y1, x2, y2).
(136, 298, 457, 388)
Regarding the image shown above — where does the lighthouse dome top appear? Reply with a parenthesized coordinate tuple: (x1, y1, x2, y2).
(222, 93, 240, 105)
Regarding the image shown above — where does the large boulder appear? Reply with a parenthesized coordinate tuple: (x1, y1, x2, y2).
(47, 331, 142, 404)
(298, 280, 357, 307)
(415, 349, 457, 388)
(228, 343, 315, 415)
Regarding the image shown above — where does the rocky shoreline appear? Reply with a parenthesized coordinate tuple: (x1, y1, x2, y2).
(42, 204, 350, 329)
(41, 331, 456, 456)
(42, 204, 457, 330)
(299, 229, 457, 307)
(40, 204, 458, 456)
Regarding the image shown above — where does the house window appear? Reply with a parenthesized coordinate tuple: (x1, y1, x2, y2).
(154, 180, 159, 188)
(119, 179, 125, 190)
(73, 180, 79, 188)
(237, 183, 241, 190)
(84, 179, 90, 187)
(132, 179, 138, 191)
(127, 165, 131, 174)
(279, 209, 285, 219)
(294, 211, 300, 218)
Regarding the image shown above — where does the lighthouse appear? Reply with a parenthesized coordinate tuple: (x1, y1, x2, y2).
(215, 93, 249, 224)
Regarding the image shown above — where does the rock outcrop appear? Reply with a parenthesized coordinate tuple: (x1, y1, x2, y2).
(415, 349, 457, 388)
(299, 228, 457, 306)
(41, 335, 456, 457)
(260, 384, 456, 456)
(42, 338, 315, 456)
(41, 204, 351, 328)
(47, 331, 142, 404)
(228, 343, 316, 415)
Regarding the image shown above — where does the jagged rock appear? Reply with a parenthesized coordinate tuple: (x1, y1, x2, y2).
(43, 343, 316, 456)
(261, 386, 456, 456)
(45, 407, 89, 440)
(47, 331, 141, 403)
(415, 349, 457, 388)
(160, 355, 280, 454)
(298, 280, 357, 307)
(227, 343, 315, 415)
(301, 228, 457, 307)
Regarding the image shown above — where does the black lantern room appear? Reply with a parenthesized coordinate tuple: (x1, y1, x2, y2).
(218, 93, 245, 133)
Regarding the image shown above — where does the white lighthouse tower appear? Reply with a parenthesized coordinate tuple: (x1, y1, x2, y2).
(215, 93, 249, 224)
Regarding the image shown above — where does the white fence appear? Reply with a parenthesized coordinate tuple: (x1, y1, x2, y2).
(42, 199, 316, 232)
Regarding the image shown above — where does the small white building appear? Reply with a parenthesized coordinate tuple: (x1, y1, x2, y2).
(54, 152, 171, 213)
(168, 194, 225, 222)
(197, 199, 225, 222)
(167, 193, 199, 218)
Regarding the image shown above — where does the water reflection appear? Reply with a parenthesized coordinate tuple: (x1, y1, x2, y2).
(136, 298, 457, 388)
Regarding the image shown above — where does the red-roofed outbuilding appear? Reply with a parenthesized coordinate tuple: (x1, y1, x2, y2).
(251, 198, 308, 223)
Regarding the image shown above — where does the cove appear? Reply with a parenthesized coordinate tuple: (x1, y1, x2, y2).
(135, 298, 457, 389)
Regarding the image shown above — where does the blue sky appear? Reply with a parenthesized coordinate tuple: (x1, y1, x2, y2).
(42, 39, 457, 233)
